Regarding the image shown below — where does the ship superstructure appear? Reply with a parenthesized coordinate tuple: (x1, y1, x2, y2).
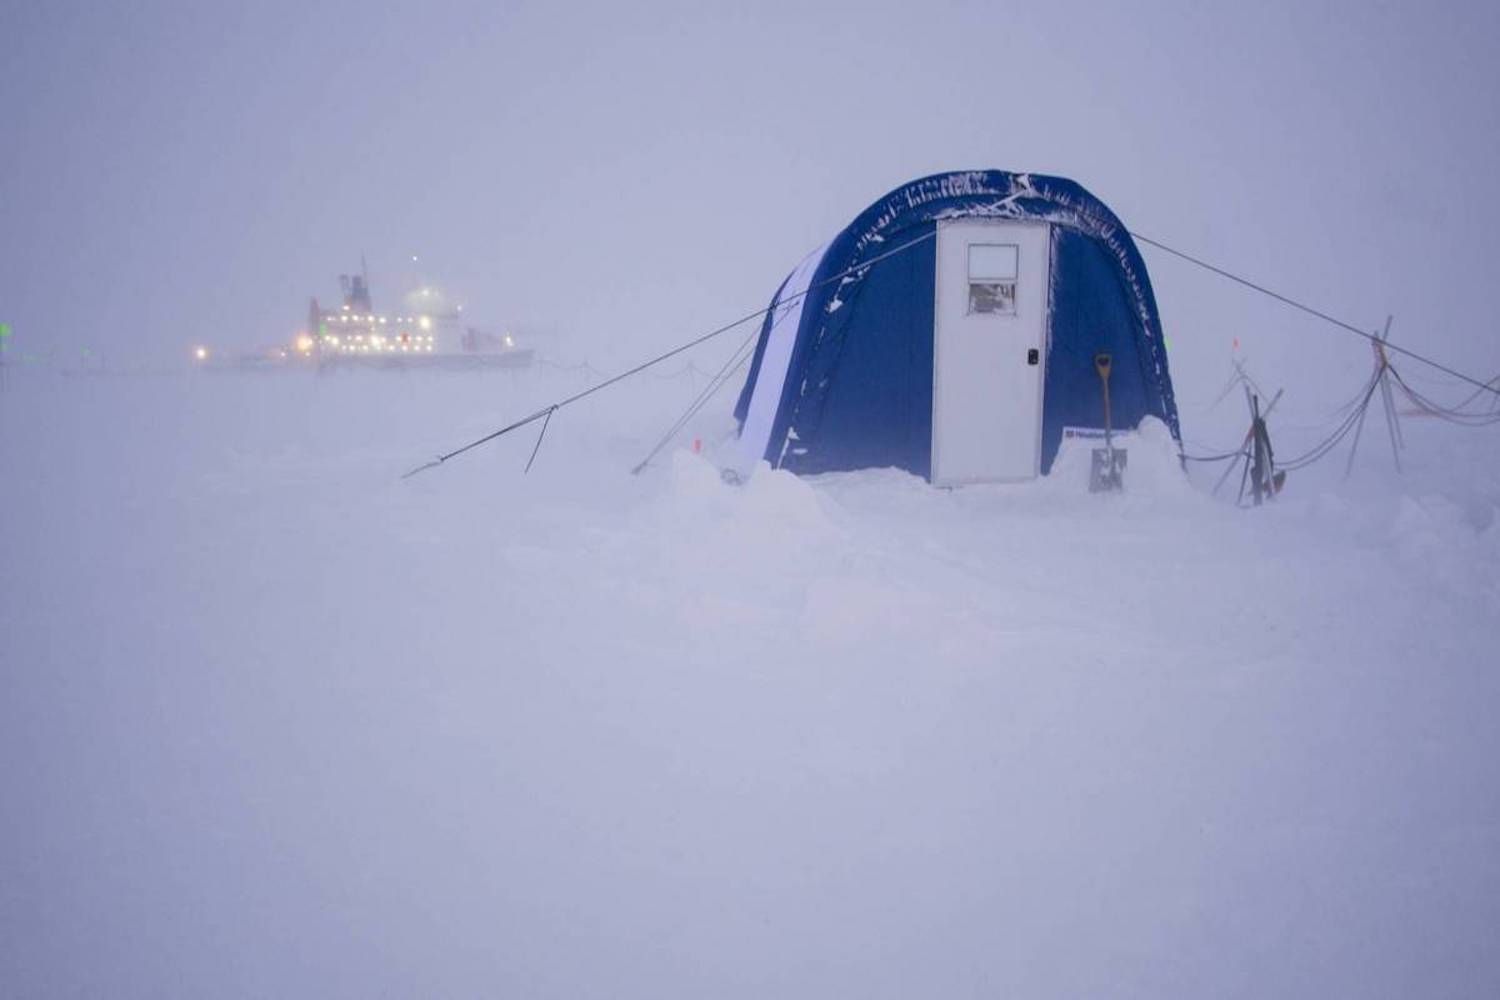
(307, 266, 441, 360)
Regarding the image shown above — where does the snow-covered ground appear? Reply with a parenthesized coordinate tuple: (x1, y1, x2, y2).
(2, 363, 1498, 998)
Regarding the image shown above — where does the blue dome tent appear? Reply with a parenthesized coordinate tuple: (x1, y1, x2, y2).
(732, 170, 1180, 485)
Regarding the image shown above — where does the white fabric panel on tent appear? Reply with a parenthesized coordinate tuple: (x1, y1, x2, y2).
(732, 242, 829, 477)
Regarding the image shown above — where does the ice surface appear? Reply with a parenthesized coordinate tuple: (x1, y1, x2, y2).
(1, 366, 1497, 998)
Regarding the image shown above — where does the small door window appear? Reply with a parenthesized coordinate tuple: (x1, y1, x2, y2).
(967, 243, 1018, 315)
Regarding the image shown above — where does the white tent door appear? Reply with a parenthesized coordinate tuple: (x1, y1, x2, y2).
(931, 219, 1051, 485)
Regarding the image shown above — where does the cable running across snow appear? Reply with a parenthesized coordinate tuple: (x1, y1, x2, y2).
(630, 327, 763, 475)
(1130, 231, 1500, 399)
(1389, 367, 1500, 426)
(1275, 371, 1384, 472)
(401, 229, 939, 480)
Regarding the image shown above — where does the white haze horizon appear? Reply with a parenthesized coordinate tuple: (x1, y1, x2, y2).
(4, 1, 1500, 396)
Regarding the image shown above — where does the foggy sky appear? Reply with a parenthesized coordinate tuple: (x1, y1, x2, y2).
(4, 0, 1498, 393)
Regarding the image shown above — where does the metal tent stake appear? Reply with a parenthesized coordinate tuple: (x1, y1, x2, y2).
(1242, 388, 1284, 506)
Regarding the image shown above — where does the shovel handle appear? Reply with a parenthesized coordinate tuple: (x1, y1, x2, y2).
(1094, 353, 1114, 446)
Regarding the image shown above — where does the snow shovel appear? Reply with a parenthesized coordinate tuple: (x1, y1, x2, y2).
(1089, 352, 1126, 493)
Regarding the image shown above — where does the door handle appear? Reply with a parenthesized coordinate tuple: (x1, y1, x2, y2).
(1026, 348, 1039, 365)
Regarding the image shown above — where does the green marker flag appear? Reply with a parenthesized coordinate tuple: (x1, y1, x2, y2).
(0, 323, 10, 352)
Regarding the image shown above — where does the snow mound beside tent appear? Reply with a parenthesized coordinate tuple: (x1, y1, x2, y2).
(1041, 415, 1197, 502)
(654, 450, 840, 538)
